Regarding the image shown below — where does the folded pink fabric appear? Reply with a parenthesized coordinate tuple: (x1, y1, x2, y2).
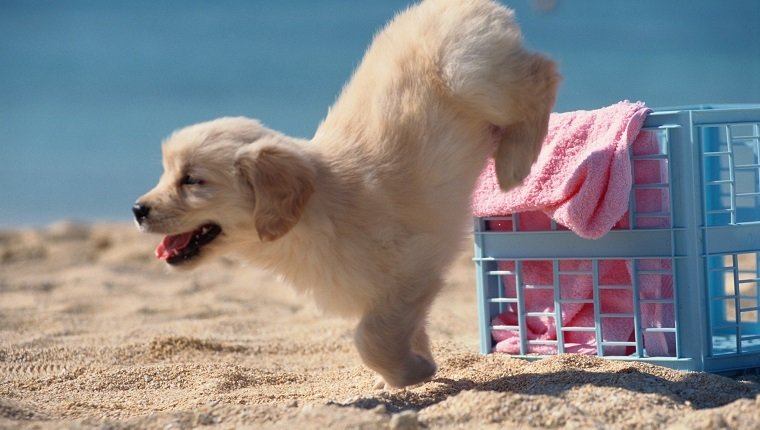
(473, 101, 651, 239)
(474, 102, 677, 357)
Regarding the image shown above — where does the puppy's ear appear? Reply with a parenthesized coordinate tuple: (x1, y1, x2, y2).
(235, 140, 316, 242)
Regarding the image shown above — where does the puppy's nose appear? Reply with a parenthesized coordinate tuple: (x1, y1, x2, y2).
(132, 203, 151, 224)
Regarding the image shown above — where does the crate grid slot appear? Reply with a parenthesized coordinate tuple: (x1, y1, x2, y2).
(474, 105, 760, 373)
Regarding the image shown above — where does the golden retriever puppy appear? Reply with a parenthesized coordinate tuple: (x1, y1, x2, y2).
(134, 0, 558, 388)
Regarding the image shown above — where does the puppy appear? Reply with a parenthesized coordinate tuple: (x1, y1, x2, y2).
(134, 0, 558, 388)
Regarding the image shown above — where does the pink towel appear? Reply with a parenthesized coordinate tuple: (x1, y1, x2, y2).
(473, 102, 676, 357)
(473, 101, 651, 239)
(489, 253, 675, 357)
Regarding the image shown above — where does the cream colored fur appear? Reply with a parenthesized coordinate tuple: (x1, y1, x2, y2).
(136, 0, 559, 388)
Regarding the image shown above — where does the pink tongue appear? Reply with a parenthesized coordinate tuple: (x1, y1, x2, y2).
(155, 231, 194, 260)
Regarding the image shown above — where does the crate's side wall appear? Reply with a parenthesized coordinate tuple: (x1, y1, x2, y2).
(697, 113, 760, 372)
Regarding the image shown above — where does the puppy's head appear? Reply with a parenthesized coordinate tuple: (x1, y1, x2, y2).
(134, 117, 316, 269)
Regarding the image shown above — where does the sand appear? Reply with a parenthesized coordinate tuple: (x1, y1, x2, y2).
(1, 221, 759, 429)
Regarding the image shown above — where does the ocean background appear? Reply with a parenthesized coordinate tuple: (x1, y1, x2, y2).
(1, 0, 759, 227)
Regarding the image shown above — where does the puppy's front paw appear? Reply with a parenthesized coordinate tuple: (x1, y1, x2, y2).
(380, 353, 437, 389)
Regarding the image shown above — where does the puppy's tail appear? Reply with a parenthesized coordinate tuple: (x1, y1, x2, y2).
(493, 52, 560, 191)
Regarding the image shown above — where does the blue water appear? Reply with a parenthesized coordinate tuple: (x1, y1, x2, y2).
(2, 0, 759, 226)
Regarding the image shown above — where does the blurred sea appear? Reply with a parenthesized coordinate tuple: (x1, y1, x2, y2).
(1, 0, 759, 226)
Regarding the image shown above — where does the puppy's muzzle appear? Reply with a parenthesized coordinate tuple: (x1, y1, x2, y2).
(132, 203, 151, 225)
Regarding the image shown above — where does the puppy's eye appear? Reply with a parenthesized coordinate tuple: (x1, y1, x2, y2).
(181, 175, 204, 186)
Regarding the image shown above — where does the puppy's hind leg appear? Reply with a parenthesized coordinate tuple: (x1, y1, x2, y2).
(492, 53, 560, 191)
(444, 42, 559, 191)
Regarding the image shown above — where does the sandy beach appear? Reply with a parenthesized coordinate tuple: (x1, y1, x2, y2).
(1, 222, 759, 429)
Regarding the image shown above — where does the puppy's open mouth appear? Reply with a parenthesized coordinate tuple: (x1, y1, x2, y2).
(155, 224, 222, 265)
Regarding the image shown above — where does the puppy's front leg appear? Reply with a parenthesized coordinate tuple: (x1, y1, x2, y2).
(354, 300, 437, 389)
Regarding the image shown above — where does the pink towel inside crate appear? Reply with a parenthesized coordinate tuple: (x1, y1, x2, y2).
(474, 102, 676, 357)
(489, 245, 675, 357)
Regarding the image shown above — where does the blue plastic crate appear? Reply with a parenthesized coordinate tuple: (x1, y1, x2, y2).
(473, 105, 760, 373)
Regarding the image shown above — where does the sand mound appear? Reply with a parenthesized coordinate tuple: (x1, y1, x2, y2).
(1, 223, 758, 429)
